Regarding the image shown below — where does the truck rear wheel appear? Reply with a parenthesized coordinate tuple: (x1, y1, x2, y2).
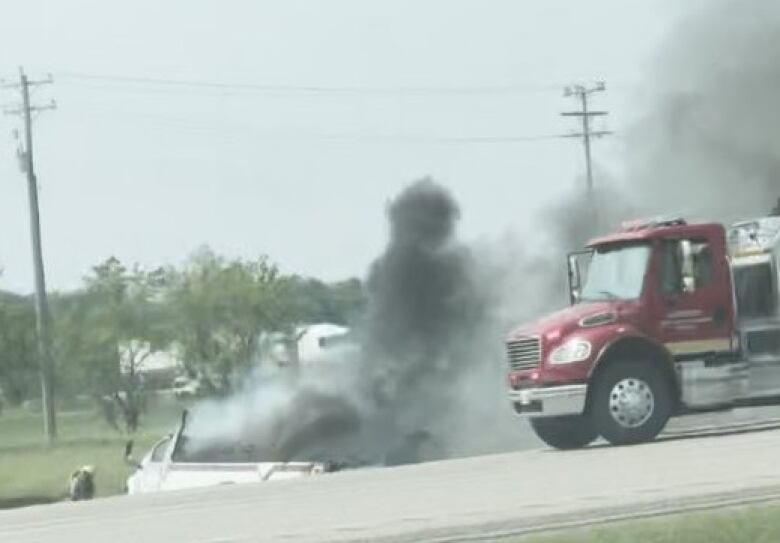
(530, 415, 598, 450)
(592, 359, 672, 445)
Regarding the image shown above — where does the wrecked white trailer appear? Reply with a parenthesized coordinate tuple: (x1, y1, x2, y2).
(124, 412, 326, 495)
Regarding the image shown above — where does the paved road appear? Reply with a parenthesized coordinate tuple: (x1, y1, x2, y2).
(4, 424, 780, 543)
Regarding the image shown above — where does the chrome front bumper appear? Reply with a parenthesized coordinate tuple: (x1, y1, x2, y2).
(508, 384, 588, 417)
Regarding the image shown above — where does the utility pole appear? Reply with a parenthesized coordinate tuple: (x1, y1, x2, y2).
(560, 82, 611, 201)
(2, 67, 57, 442)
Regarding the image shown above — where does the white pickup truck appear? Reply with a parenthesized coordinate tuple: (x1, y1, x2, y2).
(125, 412, 327, 495)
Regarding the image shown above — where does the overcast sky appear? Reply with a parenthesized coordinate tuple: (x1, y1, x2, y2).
(0, 0, 697, 293)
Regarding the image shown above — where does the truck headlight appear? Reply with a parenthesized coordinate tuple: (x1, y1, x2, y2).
(549, 339, 592, 364)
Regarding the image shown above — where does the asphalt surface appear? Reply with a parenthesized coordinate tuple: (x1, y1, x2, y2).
(4, 415, 780, 543)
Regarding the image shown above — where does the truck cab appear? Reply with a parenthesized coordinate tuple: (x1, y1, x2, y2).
(506, 217, 756, 449)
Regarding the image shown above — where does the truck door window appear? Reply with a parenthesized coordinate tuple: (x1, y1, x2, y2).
(691, 241, 713, 289)
(659, 241, 682, 295)
(658, 239, 713, 294)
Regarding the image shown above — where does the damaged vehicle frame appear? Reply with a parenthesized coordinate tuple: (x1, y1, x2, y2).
(124, 411, 328, 495)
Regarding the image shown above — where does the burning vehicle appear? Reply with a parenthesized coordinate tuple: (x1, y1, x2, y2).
(125, 383, 377, 495)
(125, 384, 440, 494)
(124, 411, 330, 495)
(506, 216, 780, 449)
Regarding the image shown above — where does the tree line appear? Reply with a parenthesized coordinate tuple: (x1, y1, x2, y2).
(0, 247, 365, 431)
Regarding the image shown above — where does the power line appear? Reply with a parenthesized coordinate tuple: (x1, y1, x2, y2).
(1, 67, 57, 442)
(233, 133, 566, 144)
(67, 103, 584, 145)
(68, 109, 574, 144)
(57, 71, 562, 96)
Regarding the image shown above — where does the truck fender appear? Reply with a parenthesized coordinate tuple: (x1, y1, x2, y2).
(586, 333, 680, 410)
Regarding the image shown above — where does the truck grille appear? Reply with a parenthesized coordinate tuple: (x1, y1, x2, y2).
(506, 336, 541, 371)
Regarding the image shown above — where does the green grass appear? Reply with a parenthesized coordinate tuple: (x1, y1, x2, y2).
(0, 399, 185, 507)
(498, 502, 780, 543)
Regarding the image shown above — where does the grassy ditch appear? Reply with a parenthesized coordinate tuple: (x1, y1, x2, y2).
(497, 501, 780, 543)
(0, 399, 184, 508)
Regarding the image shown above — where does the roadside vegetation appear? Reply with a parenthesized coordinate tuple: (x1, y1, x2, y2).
(508, 503, 780, 543)
(0, 247, 365, 508)
(0, 403, 181, 507)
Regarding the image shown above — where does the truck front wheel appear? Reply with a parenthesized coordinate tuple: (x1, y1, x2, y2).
(592, 359, 672, 445)
(530, 415, 598, 450)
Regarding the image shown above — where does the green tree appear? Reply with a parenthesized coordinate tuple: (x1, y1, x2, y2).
(54, 257, 170, 431)
(0, 293, 38, 407)
(166, 248, 296, 393)
(284, 277, 365, 326)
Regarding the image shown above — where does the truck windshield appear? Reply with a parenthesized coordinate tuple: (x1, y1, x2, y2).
(580, 243, 651, 302)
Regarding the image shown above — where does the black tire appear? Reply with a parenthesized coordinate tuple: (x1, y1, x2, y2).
(592, 359, 672, 446)
(530, 415, 598, 450)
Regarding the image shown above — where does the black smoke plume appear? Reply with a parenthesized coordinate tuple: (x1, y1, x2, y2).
(358, 179, 488, 443)
(185, 178, 525, 464)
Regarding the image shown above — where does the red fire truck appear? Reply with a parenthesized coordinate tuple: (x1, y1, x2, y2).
(506, 216, 780, 449)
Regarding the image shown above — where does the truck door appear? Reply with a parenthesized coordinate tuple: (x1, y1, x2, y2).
(139, 435, 173, 493)
(651, 236, 745, 407)
(654, 237, 732, 351)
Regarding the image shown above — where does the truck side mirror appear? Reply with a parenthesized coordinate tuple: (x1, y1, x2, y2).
(568, 254, 581, 305)
(679, 240, 696, 293)
(568, 251, 592, 304)
(682, 276, 695, 294)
